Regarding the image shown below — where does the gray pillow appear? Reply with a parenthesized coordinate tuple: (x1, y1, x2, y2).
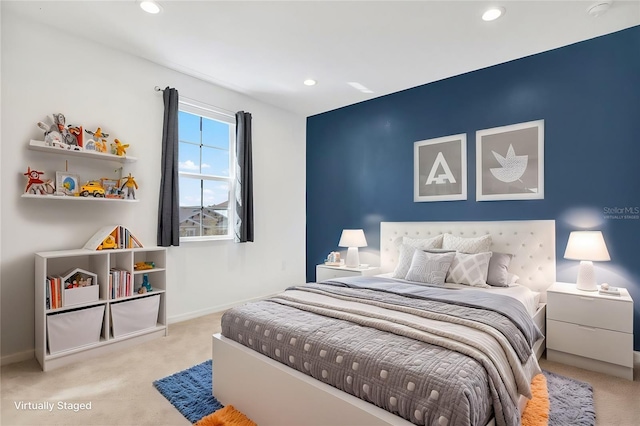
(405, 250, 456, 285)
(486, 252, 513, 287)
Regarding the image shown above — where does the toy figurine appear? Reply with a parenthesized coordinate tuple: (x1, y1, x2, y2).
(37, 113, 80, 149)
(68, 125, 83, 148)
(120, 173, 138, 199)
(112, 139, 129, 156)
(23, 167, 55, 195)
(85, 127, 109, 152)
(138, 274, 153, 294)
(97, 235, 117, 250)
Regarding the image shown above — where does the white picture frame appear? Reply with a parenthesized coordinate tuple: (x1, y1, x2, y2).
(55, 172, 80, 196)
(476, 119, 544, 201)
(414, 133, 467, 202)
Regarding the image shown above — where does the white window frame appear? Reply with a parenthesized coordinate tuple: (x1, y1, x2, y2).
(178, 100, 236, 242)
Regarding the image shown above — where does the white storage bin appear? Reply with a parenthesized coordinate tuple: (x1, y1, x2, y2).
(47, 305, 105, 354)
(64, 285, 99, 307)
(111, 294, 160, 338)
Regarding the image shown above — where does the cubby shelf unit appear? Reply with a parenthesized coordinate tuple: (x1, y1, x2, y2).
(35, 247, 167, 371)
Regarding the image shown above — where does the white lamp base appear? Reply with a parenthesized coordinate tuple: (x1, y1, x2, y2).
(345, 247, 360, 268)
(576, 260, 598, 291)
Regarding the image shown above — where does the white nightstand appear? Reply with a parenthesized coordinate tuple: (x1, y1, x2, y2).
(315, 264, 380, 282)
(546, 281, 634, 380)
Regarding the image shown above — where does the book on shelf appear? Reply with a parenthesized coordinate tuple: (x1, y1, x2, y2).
(46, 276, 63, 309)
(83, 225, 143, 250)
(109, 268, 132, 299)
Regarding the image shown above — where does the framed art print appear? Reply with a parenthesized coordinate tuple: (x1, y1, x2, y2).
(476, 119, 544, 201)
(55, 172, 80, 196)
(414, 133, 467, 202)
(100, 178, 123, 199)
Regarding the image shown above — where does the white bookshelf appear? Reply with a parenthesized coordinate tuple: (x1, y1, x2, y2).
(35, 247, 167, 371)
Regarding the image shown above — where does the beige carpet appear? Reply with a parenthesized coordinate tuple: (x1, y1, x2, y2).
(1, 311, 639, 425)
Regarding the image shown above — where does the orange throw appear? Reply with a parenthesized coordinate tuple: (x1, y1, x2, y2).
(521, 373, 550, 426)
(194, 405, 257, 426)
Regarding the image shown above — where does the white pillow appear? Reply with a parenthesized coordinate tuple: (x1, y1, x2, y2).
(391, 244, 417, 279)
(405, 250, 456, 285)
(393, 234, 443, 249)
(507, 273, 520, 287)
(442, 234, 492, 254)
(446, 252, 492, 287)
(402, 234, 444, 250)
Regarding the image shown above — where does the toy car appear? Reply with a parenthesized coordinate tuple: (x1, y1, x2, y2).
(80, 181, 106, 197)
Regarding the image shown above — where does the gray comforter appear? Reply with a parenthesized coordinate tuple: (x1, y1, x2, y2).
(221, 276, 542, 426)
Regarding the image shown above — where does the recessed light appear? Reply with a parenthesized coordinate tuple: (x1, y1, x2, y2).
(587, 1, 612, 17)
(140, 1, 162, 14)
(482, 7, 505, 21)
(303, 79, 317, 86)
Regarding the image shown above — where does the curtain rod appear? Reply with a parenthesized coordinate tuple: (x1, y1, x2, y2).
(154, 86, 236, 118)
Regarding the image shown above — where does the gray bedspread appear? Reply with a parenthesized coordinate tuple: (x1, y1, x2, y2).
(221, 277, 542, 426)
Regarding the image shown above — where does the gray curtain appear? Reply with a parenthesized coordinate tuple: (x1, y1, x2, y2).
(157, 87, 180, 247)
(235, 111, 254, 242)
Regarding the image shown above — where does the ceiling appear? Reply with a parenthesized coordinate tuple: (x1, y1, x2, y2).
(4, 1, 640, 116)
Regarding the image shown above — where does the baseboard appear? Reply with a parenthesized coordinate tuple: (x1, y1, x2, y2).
(168, 291, 282, 324)
(634, 351, 640, 365)
(1, 349, 34, 366)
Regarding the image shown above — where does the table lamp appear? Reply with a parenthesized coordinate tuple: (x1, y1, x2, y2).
(563, 230, 610, 291)
(338, 229, 367, 268)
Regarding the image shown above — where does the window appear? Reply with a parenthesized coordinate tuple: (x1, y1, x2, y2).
(178, 102, 235, 241)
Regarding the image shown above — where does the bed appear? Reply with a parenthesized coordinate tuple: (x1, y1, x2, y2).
(212, 220, 555, 426)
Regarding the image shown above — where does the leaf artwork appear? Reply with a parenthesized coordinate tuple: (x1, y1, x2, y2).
(490, 144, 528, 183)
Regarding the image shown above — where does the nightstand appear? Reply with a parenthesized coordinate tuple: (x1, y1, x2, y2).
(315, 264, 380, 282)
(546, 282, 634, 380)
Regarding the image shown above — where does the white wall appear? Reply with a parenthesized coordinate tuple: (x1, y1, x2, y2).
(0, 12, 307, 361)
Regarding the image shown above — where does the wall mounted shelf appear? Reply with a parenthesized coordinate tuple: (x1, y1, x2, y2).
(28, 140, 137, 163)
(21, 194, 138, 203)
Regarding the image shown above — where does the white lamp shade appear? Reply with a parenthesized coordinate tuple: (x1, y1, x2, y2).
(564, 231, 611, 261)
(338, 229, 367, 248)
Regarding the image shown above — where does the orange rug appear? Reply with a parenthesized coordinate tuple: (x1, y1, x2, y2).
(521, 373, 550, 426)
(194, 405, 257, 426)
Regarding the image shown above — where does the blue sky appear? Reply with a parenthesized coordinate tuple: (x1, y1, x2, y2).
(178, 111, 231, 208)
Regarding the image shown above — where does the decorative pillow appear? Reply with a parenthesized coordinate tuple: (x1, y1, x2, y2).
(486, 252, 513, 287)
(394, 234, 444, 250)
(403, 235, 444, 249)
(391, 244, 418, 279)
(442, 234, 492, 254)
(446, 252, 492, 287)
(405, 250, 456, 285)
(507, 273, 520, 287)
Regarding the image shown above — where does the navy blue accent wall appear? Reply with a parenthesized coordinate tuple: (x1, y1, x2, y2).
(306, 26, 640, 350)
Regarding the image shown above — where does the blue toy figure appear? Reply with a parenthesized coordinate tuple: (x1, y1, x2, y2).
(139, 274, 153, 294)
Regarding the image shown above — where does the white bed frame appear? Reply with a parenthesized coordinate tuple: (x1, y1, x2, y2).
(213, 220, 556, 425)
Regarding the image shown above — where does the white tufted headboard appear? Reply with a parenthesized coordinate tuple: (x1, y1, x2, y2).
(380, 220, 556, 302)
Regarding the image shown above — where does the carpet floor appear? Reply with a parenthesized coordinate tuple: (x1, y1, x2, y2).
(155, 360, 594, 425)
